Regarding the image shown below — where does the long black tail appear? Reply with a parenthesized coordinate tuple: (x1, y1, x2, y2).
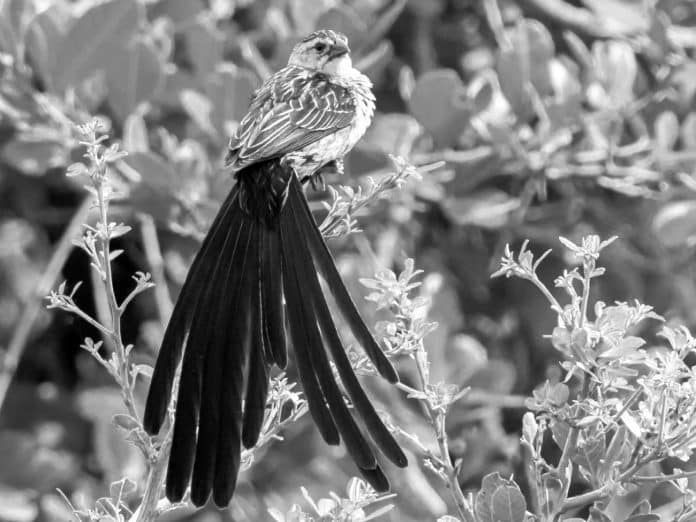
(143, 159, 407, 508)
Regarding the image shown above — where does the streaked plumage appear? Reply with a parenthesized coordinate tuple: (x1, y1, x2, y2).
(143, 29, 405, 509)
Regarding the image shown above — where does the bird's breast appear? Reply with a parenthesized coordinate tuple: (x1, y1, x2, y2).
(286, 71, 375, 178)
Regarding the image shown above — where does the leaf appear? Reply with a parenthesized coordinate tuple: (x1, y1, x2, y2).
(592, 40, 637, 108)
(1, 133, 68, 175)
(442, 190, 520, 228)
(652, 200, 696, 247)
(547, 58, 583, 126)
(51, 0, 142, 93)
(109, 477, 137, 501)
(631, 499, 651, 515)
(475, 472, 510, 522)
(563, 31, 593, 78)
(355, 40, 394, 79)
(589, 507, 613, 522)
(133, 364, 154, 379)
(125, 151, 176, 191)
(24, 2, 71, 89)
(624, 515, 660, 522)
(105, 37, 164, 123)
(408, 69, 471, 147)
(206, 63, 259, 136)
(181, 18, 223, 77)
(496, 19, 554, 122)
(123, 110, 149, 153)
(0, 430, 78, 491)
(681, 112, 696, 150)
(289, 0, 335, 35)
(513, 19, 555, 95)
(0, 487, 38, 522)
(522, 412, 538, 446)
(77, 388, 146, 482)
(315, 5, 367, 50)
(123, 151, 178, 220)
(359, 0, 407, 52)
(490, 485, 526, 522)
(156, 65, 199, 108)
(654, 111, 680, 152)
(112, 413, 139, 431)
(583, 0, 649, 35)
(539, 473, 564, 519)
(599, 426, 629, 482)
(361, 113, 422, 157)
(620, 411, 642, 439)
(0, 0, 31, 64)
(147, 0, 204, 27)
(599, 336, 646, 360)
(180, 88, 216, 136)
(550, 419, 570, 450)
(574, 433, 605, 485)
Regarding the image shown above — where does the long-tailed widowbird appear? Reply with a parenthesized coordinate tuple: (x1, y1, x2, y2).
(143, 29, 407, 508)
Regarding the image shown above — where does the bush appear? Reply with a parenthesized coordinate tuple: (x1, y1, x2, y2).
(1, 0, 696, 521)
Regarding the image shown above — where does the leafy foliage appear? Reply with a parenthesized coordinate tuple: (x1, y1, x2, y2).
(1, 0, 696, 521)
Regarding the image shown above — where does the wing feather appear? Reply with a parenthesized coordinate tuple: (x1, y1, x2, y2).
(226, 67, 356, 170)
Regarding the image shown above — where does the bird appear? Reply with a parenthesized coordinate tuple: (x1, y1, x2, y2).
(143, 29, 408, 508)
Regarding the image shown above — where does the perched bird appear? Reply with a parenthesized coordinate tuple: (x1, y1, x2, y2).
(143, 29, 407, 508)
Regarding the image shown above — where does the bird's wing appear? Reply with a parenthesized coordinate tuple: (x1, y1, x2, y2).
(226, 67, 356, 169)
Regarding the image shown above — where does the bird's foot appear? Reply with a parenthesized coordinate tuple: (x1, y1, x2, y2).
(302, 171, 326, 191)
(322, 159, 344, 177)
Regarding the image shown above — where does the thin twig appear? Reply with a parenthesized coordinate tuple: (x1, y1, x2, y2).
(556, 376, 588, 481)
(138, 214, 173, 323)
(632, 469, 696, 484)
(238, 35, 273, 80)
(411, 341, 476, 522)
(94, 180, 139, 421)
(561, 484, 611, 512)
(132, 422, 174, 522)
(0, 196, 92, 414)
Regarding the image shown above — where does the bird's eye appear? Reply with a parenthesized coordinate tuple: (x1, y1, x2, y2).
(314, 42, 326, 52)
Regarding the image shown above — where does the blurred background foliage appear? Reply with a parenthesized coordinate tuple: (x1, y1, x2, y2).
(0, 0, 695, 520)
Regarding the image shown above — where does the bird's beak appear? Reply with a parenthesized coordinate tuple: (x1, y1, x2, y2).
(328, 41, 350, 60)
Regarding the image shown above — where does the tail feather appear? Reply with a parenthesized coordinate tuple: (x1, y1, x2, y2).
(144, 188, 241, 435)
(213, 220, 257, 506)
(144, 159, 407, 509)
(165, 195, 244, 503)
(242, 226, 271, 449)
(189, 221, 252, 506)
(280, 218, 340, 446)
(261, 226, 287, 368)
(360, 466, 390, 493)
(287, 178, 399, 383)
(286, 200, 408, 469)
(281, 210, 377, 471)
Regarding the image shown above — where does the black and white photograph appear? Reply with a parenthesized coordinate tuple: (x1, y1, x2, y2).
(1, 0, 696, 520)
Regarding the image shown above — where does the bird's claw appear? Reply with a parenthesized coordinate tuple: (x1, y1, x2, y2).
(302, 159, 345, 191)
(322, 159, 344, 177)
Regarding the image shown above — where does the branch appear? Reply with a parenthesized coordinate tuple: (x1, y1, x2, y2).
(132, 423, 174, 522)
(632, 469, 696, 484)
(411, 342, 476, 522)
(561, 484, 611, 512)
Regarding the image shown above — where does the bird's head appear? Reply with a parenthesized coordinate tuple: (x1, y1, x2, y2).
(288, 30, 353, 76)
